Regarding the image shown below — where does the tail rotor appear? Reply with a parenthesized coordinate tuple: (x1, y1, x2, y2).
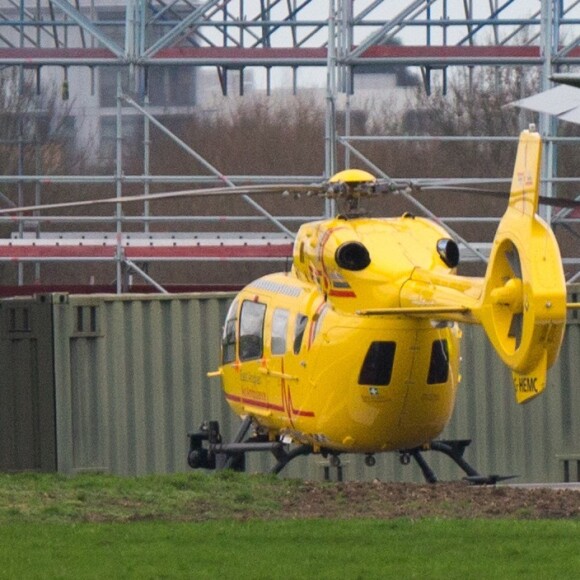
(477, 129, 567, 403)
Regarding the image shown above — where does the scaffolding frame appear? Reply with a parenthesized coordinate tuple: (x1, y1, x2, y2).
(0, 0, 579, 292)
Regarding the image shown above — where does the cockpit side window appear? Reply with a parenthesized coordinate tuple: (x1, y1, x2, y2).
(239, 300, 267, 361)
(271, 308, 289, 355)
(311, 304, 329, 344)
(293, 314, 308, 354)
(358, 341, 396, 386)
(221, 299, 239, 364)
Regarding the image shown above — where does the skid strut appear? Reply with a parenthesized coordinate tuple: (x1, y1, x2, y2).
(401, 439, 514, 485)
(188, 419, 312, 474)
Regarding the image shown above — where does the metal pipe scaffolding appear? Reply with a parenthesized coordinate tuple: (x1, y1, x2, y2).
(0, 0, 577, 290)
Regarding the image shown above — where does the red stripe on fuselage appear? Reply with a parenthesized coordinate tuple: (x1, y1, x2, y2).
(225, 393, 314, 417)
(328, 289, 356, 297)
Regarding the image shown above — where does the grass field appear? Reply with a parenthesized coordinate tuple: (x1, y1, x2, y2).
(2, 519, 579, 579)
(0, 472, 578, 579)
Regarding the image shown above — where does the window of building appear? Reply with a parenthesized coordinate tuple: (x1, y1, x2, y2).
(271, 308, 289, 355)
(98, 65, 129, 108)
(239, 300, 266, 361)
(97, 11, 196, 108)
(147, 66, 196, 107)
(99, 115, 142, 158)
(358, 341, 396, 386)
(427, 339, 450, 384)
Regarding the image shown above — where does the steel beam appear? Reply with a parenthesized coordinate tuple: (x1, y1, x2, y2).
(48, 0, 124, 57)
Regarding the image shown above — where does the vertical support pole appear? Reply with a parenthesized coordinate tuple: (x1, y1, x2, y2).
(34, 0, 43, 286)
(34, 93, 41, 284)
(143, 91, 150, 235)
(540, 0, 557, 224)
(325, 0, 337, 218)
(443, 0, 448, 93)
(115, 70, 124, 294)
(344, 94, 351, 170)
(125, 0, 135, 84)
(239, 0, 244, 48)
(17, 93, 24, 287)
(467, 0, 473, 92)
(266, 66, 271, 96)
(139, 0, 149, 236)
(489, 0, 501, 93)
(17, 0, 25, 286)
(339, 0, 353, 170)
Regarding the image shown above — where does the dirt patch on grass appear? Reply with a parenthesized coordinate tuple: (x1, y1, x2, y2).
(1, 473, 577, 523)
(276, 482, 580, 520)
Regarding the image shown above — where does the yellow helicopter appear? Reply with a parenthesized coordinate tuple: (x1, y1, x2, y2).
(1, 126, 579, 482)
(185, 126, 580, 483)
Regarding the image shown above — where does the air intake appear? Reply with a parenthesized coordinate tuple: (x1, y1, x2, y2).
(335, 241, 371, 271)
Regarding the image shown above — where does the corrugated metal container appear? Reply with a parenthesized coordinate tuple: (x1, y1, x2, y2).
(52, 293, 238, 476)
(1, 291, 578, 483)
(0, 295, 57, 471)
(0, 292, 238, 476)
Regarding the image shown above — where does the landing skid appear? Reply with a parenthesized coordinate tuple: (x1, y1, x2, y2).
(187, 423, 512, 484)
(400, 439, 515, 485)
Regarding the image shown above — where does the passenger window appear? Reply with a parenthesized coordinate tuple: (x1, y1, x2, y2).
(221, 299, 239, 364)
(293, 314, 308, 354)
(358, 341, 396, 386)
(271, 308, 289, 355)
(239, 300, 266, 361)
(427, 339, 449, 384)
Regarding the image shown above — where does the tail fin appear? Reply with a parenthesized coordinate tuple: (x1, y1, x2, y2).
(477, 128, 567, 403)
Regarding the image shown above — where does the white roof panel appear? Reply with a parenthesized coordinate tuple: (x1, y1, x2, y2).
(559, 107, 580, 124)
(510, 85, 580, 116)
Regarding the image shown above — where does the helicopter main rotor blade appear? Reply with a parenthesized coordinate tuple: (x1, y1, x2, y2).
(0, 183, 323, 215)
(3, 176, 578, 215)
(416, 185, 580, 209)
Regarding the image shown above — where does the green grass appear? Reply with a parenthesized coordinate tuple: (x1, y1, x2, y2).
(0, 470, 293, 523)
(0, 472, 578, 578)
(0, 519, 578, 579)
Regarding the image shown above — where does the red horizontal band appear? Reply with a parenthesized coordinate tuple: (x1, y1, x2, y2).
(0, 243, 293, 259)
(225, 393, 314, 417)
